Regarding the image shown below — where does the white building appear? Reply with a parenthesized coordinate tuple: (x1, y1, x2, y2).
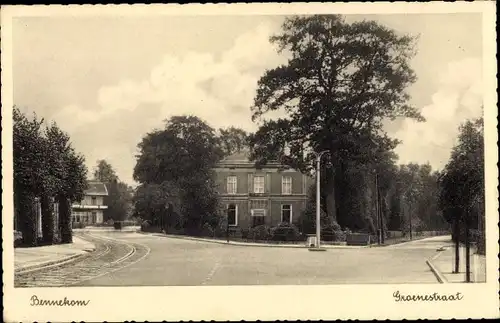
(71, 181, 108, 225)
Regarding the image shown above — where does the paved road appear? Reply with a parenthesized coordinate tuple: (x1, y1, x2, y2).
(80, 232, 452, 286)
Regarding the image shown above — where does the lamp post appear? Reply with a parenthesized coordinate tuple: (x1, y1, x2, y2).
(314, 150, 330, 249)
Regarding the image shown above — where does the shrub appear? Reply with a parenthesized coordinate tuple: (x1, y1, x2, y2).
(270, 222, 301, 242)
(241, 228, 250, 239)
(141, 220, 151, 231)
(114, 221, 123, 230)
(248, 225, 271, 241)
(201, 223, 215, 237)
(214, 226, 226, 238)
(72, 222, 86, 229)
(14, 230, 23, 247)
(321, 223, 345, 242)
(230, 227, 243, 239)
(140, 220, 163, 233)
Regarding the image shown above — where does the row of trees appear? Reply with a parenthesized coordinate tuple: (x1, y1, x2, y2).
(14, 107, 88, 246)
(133, 117, 249, 234)
(93, 160, 134, 222)
(438, 116, 485, 279)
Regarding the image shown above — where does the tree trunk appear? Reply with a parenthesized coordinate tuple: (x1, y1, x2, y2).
(325, 168, 337, 224)
(58, 196, 73, 244)
(19, 193, 38, 247)
(41, 194, 55, 244)
(454, 216, 460, 273)
(465, 212, 471, 282)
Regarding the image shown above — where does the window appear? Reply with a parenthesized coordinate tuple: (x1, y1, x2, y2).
(91, 196, 97, 205)
(282, 176, 292, 195)
(253, 176, 265, 193)
(227, 176, 237, 194)
(227, 204, 238, 226)
(281, 204, 292, 223)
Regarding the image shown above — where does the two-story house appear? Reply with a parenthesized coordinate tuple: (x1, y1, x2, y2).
(71, 180, 108, 225)
(214, 151, 312, 229)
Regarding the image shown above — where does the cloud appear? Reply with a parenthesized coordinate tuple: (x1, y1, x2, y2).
(51, 22, 286, 185)
(392, 57, 483, 169)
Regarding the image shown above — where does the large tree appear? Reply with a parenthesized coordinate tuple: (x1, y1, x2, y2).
(93, 160, 133, 222)
(218, 127, 250, 156)
(58, 150, 88, 243)
(249, 15, 422, 228)
(40, 122, 74, 244)
(93, 159, 119, 183)
(13, 108, 47, 246)
(134, 115, 224, 234)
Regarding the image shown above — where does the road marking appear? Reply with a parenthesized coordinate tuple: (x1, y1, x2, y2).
(201, 261, 221, 285)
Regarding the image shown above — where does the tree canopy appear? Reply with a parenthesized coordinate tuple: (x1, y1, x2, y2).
(133, 115, 224, 233)
(218, 127, 250, 156)
(93, 160, 133, 222)
(439, 117, 484, 225)
(94, 159, 119, 183)
(249, 15, 423, 227)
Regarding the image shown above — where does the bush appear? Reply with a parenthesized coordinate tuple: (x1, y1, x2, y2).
(214, 226, 226, 238)
(230, 227, 243, 238)
(201, 223, 215, 237)
(321, 223, 345, 242)
(114, 221, 123, 230)
(141, 220, 151, 231)
(140, 220, 163, 233)
(241, 228, 250, 239)
(14, 230, 23, 247)
(270, 222, 301, 242)
(72, 222, 86, 229)
(247, 225, 271, 241)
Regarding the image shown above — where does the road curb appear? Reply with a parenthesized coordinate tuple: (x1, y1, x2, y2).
(15, 252, 88, 275)
(137, 231, 369, 249)
(426, 248, 448, 284)
(15, 236, 97, 275)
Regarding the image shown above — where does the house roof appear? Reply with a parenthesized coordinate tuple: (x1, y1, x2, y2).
(220, 150, 252, 163)
(217, 150, 283, 168)
(85, 181, 108, 196)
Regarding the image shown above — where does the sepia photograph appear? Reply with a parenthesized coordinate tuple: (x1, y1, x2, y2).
(2, 2, 498, 321)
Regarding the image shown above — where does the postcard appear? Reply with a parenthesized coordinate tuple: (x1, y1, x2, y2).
(2, 2, 498, 321)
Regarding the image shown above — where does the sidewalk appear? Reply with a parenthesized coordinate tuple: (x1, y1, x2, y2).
(14, 236, 96, 273)
(139, 231, 371, 249)
(429, 245, 486, 283)
(74, 226, 140, 233)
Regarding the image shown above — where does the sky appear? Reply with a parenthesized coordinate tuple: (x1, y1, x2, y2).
(12, 13, 484, 185)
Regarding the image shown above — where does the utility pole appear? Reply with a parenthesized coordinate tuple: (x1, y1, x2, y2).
(226, 208, 230, 243)
(454, 216, 460, 273)
(375, 172, 381, 245)
(314, 150, 329, 249)
(408, 200, 413, 240)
